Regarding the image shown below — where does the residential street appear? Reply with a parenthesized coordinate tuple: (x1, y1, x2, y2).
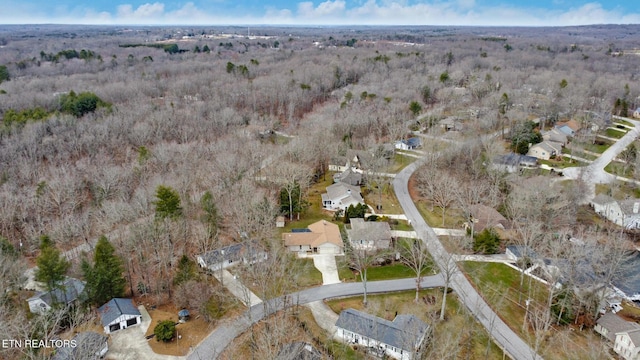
(186, 275, 444, 359)
(563, 118, 640, 202)
(393, 161, 543, 360)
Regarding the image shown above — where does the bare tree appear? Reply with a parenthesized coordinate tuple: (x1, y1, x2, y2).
(399, 238, 434, 302)
(417, 168, 459, 227)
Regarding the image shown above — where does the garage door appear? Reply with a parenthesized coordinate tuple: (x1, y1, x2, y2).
(109, 323, 121, 332)
(126, 317, 138, 327)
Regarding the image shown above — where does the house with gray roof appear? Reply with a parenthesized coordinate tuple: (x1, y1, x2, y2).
(52, 331, 108, 360)
(490, 153, 538, 173)
(27, 277, 85, 315)
(616, 328, 640, 360)
(394, 137, 421, 151)
(333, 168, 363, 186)
(346, 218, 392, 251)
(321, 182, 365, 212)
(595, 312, 640, 343)
(196, 241, 267, 272)
(98, 298, 142, 334)
(335, 308, 430, 360)
(527, 141, 563, 160)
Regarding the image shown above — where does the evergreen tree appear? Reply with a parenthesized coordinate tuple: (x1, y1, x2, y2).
(82, 236, 126, 305)
(35, 235, 70, 295)
(154, 185, 182, 220)
(173, 255, 197, 285)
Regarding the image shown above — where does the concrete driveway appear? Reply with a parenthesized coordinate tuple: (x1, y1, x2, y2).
(106, 306, 184, 360)
(311, 254, 341, 285)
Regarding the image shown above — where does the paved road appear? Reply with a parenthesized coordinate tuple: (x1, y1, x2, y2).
(563, 118, 640, 202)
(186, 275, 444, 360)
(393, 161, 543, 360)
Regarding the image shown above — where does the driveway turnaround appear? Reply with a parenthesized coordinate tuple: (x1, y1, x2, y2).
(393, 161, 543, 360)
(187, 275, 444, 360)
(106, 306, 184, 360)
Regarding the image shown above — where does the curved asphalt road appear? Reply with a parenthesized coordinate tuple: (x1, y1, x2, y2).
(393, 161, 543, 360)
(187, 276, 444, 360)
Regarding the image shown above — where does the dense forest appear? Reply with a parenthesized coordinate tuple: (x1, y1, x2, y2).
(2, 24, 640, 360)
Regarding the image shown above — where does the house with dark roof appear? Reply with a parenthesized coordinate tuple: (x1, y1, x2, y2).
(394, 137, 421, 151)
(275, 342, 323, 360)
(282, 220, 343, 255)
(52, 331, 108, 360)
(611, 251, 640, 301)
(346, 218, 392, 251)
(490, 153, 537, 173)
(335, 308, 430, 360)
(98, 298, 142, 334)
(27, 277, 85, 315)
(506, 245, 539, 262)
(196, 241, 267, 272)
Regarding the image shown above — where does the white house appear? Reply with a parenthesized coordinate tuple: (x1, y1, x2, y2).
(98, 298, 142, 334)
(616, 329, 640, 360)
(321, 182, 365, 212)
(27, 277, 85, 315)
(633, 108, 640, 119)
(394, 137, 421, 151)
(335, 308, 430, 360)
(282, 220, 343, 255)
(595, 312, 640, 344)
(590, 194, 640, 229)
(527, 141, 563, 160)
(346, 218, 392, 251)
(196, 241, 268, 272)
(490, 153, 538, 173)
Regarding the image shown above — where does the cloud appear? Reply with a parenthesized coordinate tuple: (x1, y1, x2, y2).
(0, 0, 639, 26)
(298, 0, 346, 18)
(117, 2, 165, 20)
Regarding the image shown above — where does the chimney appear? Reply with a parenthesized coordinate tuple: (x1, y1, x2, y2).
(634, 202, 639, 214)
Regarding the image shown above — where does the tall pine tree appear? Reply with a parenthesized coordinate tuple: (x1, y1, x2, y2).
(82, 236, 126, 305)
(35, 235, 70, 296)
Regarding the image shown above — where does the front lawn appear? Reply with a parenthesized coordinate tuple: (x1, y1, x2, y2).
(336, 260, 422, 282)
(606, 127, 627, 139)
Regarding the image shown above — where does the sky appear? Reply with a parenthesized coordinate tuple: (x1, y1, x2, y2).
(0, 0, 639, 26)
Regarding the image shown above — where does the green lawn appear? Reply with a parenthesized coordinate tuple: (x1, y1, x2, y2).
(363, 184, 404, 214)
(538, 158, 585, 169)
(615, 119, 634, 127)
(386, 153, 416, 173)
(579, 138, 613, 154)
(290, 257, 324, 288)
(606, 127, 627, 139)
(390, 220, 413, 231)
(335, 260, 422, 282)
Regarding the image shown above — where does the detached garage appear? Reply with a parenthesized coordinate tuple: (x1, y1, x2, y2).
(98, 298, 142, 334)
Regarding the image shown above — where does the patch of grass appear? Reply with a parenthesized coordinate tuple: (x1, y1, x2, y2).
(538, 157, 585, 169)
(361, 263, 417, 281)
(281, 175, 335, 233)
(605, 161, 633, 177)
(616, 119, 634, 127)
(415, 200, 465, 228)
(390, 219, 413, 231)
(363, 184, 403, 214)
(606, 127, 627, 139)
(290, 257, 324, 289)
(386, 153, 416, 173)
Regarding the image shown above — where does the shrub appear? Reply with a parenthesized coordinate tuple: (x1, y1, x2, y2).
(154, 320, 176, 342)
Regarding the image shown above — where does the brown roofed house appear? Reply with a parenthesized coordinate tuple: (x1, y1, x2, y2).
(282, 220, 343, 255)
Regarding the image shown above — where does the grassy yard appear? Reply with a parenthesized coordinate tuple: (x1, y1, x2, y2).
(335, 258, 424, 282)
(326, 290, 505, 359)
(615, 119, 635, 127)
(538, 157, 585, 169)
(606, 127, 627, 139)
(280, 174, 335, 233)
(605, 161, 633, 178)
(576, 138, 613, 154)
(363, 184, 404, 215)
(415, 200, 465, 228)
(386, 153, 416, 173)
(290, 257, 324, 289)
(460, 262, 609, 360)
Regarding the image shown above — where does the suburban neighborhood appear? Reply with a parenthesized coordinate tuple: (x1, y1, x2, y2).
(4, 24, 640, 360)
